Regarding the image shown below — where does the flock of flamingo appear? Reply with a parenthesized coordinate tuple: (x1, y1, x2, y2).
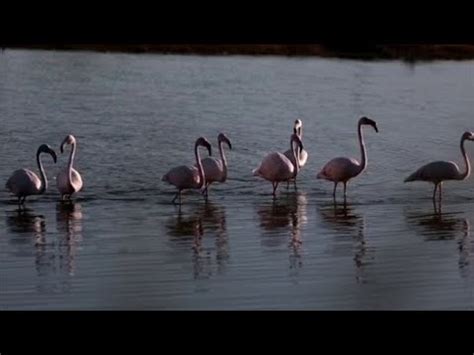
(5, 117, 474, 207)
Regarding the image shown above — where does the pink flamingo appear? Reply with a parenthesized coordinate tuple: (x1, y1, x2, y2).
(199, 133, 232, 197)
(284, 119, 309, 188)
(253, 133, 303, 196)
(56, 134, 83, 200)
(404, 131, 473, 201)
(162, 137, 212, 204)
(316, 116, 378, 198)
(6, 144, 57, 207)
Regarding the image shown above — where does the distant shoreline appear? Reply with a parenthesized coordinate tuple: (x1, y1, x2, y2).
(3, 44, 474, 60)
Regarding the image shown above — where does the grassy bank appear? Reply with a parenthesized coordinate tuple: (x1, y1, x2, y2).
(4, 44, 474, 60)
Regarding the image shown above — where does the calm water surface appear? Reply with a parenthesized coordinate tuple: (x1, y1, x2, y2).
(0, 49, 473, 309)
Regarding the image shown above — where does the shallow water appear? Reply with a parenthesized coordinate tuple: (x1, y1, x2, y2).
(0, 49, 473, 309)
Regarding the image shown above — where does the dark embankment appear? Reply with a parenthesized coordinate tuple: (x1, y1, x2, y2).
(3, 44, 474, 60)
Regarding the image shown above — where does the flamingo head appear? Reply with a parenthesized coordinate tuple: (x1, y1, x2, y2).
(195, 137, 212, 156)
(38, 144, 57, 163)
(462, 131, 474, 141)
(294, 119, 303, 137)
(60, 134, 76, 154)
(218, 133, 232, 150)
(359, 116, 378, 133)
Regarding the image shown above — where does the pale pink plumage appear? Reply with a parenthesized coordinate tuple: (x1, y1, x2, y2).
(253, 133, 303, 196)
(404, 131, 473, 200)
(316, 116, 378, 198)
(162, 137, 212, 204)
(57, 134, 83, 200)
(199, 133, 232, 196)
(6, 144, 57, 206)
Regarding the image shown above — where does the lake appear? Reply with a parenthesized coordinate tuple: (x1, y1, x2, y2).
(0, 49, 473, 309)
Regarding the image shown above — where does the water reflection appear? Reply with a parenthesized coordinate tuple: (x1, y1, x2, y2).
(405, 202, 471, 278)
(317, 201, 372, 283)
(5, 208, 47, 273)
(256, 192, 308, 274)
(165, 202, 229, 279)
(55, 202, 84, 276)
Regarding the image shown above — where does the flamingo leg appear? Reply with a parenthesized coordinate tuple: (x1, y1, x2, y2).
(293, 179, 297, 190)
(333, 182, 338, 198)
(438, 182, 442, 201)
(343, 182, 347, 197)
(272, 182, 279, 196)
(287, 180, 290, 189)
(172, 191, 179, 204)
(432, 183, 438, 201)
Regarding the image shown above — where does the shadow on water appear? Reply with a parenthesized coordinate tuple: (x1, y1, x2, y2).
(317, 200, 373, 283)
(165, 201, 229, 279)
(255, 192, 308, 274)
(404, 201, 472, 279)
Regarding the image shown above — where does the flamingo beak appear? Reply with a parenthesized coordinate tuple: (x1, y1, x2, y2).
(49, 149, 57, 163)
(373, 124, 379, 133)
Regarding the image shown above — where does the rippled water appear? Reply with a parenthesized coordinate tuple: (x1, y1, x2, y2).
(0, 49, 473, 309)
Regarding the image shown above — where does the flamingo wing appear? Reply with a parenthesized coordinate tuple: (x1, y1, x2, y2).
(317, 157, 360, 182)
(254, 152, 294, 182)
(405, 161, 461, 182)
(6, 169, 41, 196)
(162, 165, 200, 189)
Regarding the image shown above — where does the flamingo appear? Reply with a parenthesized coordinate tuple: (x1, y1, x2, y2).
(316, 116, 379, 198)
(6, 144, 57, 207)
(199, 133, 232, 197)
(404, 131, 473, 201)
(283, 119, 309, 188)
(162, 137, 212, 204)
(56, 134, 83, 200)
(253, 133, 303, 196)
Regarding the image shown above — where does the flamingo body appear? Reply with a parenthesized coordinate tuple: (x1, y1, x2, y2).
(404, 131, 473, 200)
(6, 169, 42, 197)
(404, 161, 463, 183)
(201, 158, 226, 183)
(197, 133, 232, 196)
(316, 116, 378, 198)
(162, 137, 212, 204)
(57, 168, 83, 196)
(317, 157, 362, 182)
(253, 152, 295, 182)
(162, 165, 202, 189)
(56, 135, 83, 199)
(6, 144, 57, 205)
(253, 133, 303, 195)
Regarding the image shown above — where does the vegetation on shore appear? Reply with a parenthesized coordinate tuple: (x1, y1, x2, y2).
(4, 44, 474, 60)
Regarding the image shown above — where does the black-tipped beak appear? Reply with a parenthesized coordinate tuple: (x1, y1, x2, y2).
(60, 143, 65, 154)
(50, 150, 57, 163)
(207, 145, 212, 156)
(373, 124, 379, 133)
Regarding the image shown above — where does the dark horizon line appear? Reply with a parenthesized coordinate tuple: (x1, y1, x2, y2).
(3, 44, 474, 61)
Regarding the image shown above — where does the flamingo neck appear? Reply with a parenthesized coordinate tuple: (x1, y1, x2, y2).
(358, 122, 367, 174)
(195, 144, 205, 188)
(459, 138, 471, 180)
(67, 142, 76, 186)
(219, 140, 228, 181)
(292, 138, 300, 176)
(36, 151, 47, 194)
